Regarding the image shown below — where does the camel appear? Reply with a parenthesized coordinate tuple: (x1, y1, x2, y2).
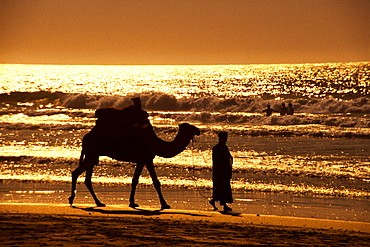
(68, 123, 200, 209)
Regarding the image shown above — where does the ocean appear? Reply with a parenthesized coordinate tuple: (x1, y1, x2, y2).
(0, 63, 369, 222)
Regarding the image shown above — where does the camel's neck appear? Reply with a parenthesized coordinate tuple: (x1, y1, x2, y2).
(152, 130, 193, 158)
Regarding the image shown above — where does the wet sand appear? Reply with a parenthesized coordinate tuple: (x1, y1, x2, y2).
(0, 203, 369, 246)
(1, 180, 369, 222)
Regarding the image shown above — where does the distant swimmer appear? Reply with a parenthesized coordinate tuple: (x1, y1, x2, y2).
(280, 103, 288, 116)
(262, 104, 277, 116)
(287, 103, 294, 115)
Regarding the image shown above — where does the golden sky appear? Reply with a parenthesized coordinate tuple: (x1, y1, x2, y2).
(0, 0, 369, 65)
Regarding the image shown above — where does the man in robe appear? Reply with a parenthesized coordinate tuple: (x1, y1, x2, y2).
(209, 131, 233, 212)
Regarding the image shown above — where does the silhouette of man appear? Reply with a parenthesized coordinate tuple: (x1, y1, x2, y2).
(262, 104, 277, 116)
(287, 103, 294, 115)
(280, 103, 288, 116)
(209, 132, 233, 212)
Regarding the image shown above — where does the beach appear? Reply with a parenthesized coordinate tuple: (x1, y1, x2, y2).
(1, 203, 369, 246)
(1, 0, 369, 243)
(0, 63, 369, 246)
(1, 181, 369, 223)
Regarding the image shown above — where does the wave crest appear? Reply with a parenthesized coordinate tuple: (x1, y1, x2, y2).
(1, 91, 370, 114)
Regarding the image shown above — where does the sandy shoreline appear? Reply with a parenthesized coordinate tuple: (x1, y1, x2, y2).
(2, 180, 369, 223)
(1, 203, 369, 246)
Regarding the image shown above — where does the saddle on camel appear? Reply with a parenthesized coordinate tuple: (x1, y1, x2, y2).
(92, 97, 153, 137)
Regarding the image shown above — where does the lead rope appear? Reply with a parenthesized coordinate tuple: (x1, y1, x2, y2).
(190, 137, 211, 200)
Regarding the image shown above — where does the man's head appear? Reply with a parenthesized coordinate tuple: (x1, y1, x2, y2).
(218, 131, 228, 144)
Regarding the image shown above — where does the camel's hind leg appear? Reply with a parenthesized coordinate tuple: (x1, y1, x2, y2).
(84, 164, 105, 207)
(69, 153, 104, 207)
(69, 164, 86, 206)
(69, 146, 89, 206)
(146, 160, 170, 210)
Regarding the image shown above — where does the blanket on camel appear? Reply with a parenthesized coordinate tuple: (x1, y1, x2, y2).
(92, 105, 153, 137)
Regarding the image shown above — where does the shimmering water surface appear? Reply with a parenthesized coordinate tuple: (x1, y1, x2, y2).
(0, 63, 369, 221)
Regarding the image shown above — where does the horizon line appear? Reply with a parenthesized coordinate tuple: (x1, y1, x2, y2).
(1, 61, 369, 66)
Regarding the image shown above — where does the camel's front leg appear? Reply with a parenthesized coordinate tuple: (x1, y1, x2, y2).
(146, 161, 170, 210)
(129, 163, 145, 208)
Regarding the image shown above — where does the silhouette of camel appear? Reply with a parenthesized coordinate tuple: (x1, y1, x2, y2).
(69, 123, 200, 210)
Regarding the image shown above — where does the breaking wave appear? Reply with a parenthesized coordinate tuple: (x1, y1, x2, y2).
(1, 92, 370, 137)
(0, 116, 369, 138)
(1, 91, 370, 114)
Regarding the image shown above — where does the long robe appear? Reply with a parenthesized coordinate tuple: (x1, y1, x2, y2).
(212, 143, 233, 204)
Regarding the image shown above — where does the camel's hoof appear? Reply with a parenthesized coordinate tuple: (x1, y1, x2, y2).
(68, 196, 74, 205)
(161, 204, 171, 210)
(96, 203, 106, 207)
(209, 199, 218, 210)
(129, 203, 139, 208)
(223, 206, 232, 212)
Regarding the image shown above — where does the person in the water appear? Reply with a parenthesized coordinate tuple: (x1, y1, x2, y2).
(262, 104, 277, 116)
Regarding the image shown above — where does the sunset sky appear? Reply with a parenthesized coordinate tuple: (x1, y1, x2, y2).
(1, 0, 369, 65)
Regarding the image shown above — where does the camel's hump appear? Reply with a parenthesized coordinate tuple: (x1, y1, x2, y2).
(95, 105, 148, 119)
(93, 105, 152, 137)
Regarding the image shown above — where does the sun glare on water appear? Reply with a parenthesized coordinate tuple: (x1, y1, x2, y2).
(1, 63, 368, 99)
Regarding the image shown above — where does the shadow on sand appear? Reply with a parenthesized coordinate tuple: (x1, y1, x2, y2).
(71, 205, 210, 217)
(219, 211, 242, 217)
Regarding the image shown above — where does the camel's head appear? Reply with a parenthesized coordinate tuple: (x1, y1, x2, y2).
(179, 123, 200, 137)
